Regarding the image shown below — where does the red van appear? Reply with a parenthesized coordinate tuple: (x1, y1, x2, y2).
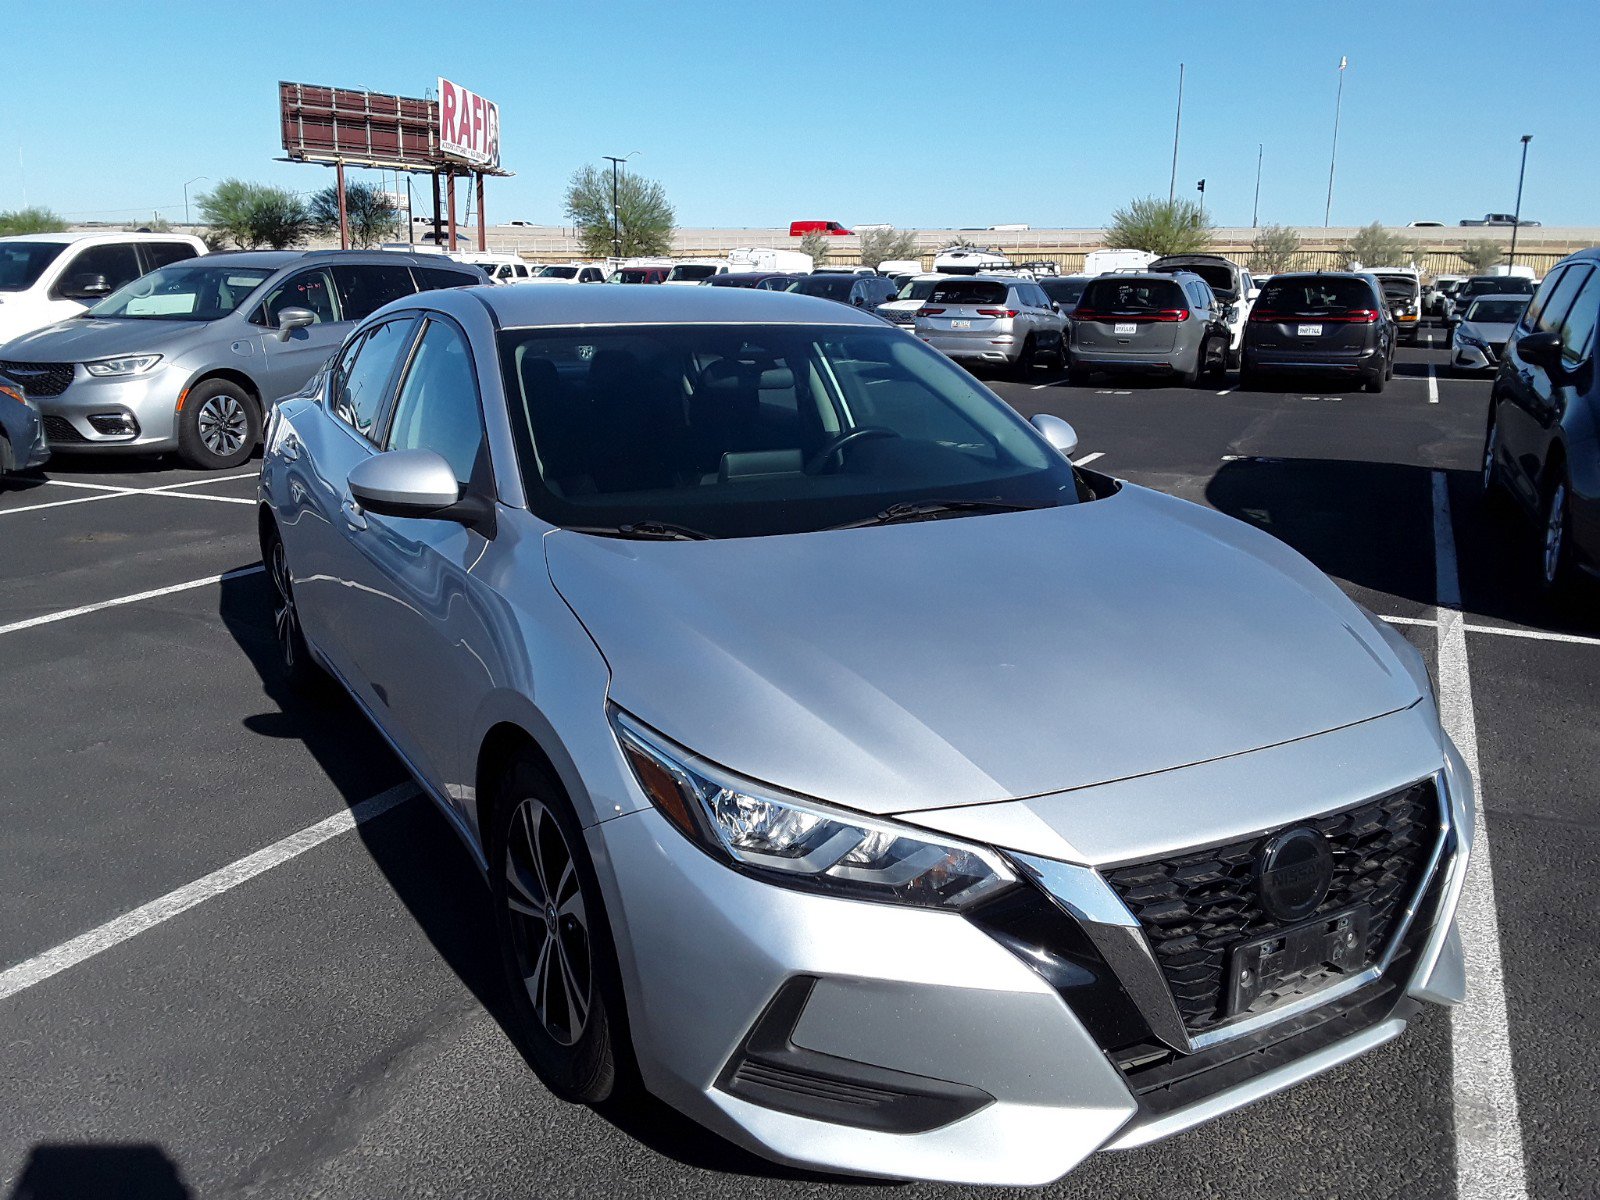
(789, 220, 853, 236)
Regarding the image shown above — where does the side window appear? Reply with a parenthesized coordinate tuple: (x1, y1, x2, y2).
(1556, 270, 1600, 363)
(257, 268, 339, 327)
(329, 318, 416, 440)
(333, 263, 419, 322)
(139, 242, 199, 272)
(1533, 266, 1588, 337)
(54, 243, 142, 298)
(385, 318, 485, 486)
(1522, 266, 1568, 331)
(415, 266, 478, 291)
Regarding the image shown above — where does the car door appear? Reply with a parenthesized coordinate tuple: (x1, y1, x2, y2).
(254, 267, 348, 402)
(284, 314, 419, 692)
(338, 313, 496, 796)
(1499, 265, 1587, 508)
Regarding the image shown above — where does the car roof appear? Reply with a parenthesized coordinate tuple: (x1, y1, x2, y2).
(0, 231, 203, 246)
(1465, 294, 1532, 304)
(198, 249, 482, 271)
(468, 282, 888, 328)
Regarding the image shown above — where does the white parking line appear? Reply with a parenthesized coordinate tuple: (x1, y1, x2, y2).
(1382, 611, 1600, 648)
(1433, 471, 1529, 1200)
(0, 783, 416, 1002)
(1216, 387, 1236, 396)
(1428, 364, 1439, 404)
(146, 490, 256, 506)
(0, 491, 131, 517)
(3, 473, 259, 517)
(1072, 452, 1104, 467)
(1030, 378, 1067, 391)
(0, 564, 265, 637)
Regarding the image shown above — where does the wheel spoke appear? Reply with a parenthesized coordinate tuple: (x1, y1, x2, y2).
(504, 858, 541, 915)
(529, 931, 554, 1025)
(523, 806, 550, 900)
(557, 940, 589, 1028)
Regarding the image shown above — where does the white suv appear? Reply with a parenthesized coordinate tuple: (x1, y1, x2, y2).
(0, 232, 206, 345)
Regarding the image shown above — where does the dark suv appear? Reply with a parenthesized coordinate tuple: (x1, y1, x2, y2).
(1482, 247, 1600, 593)
(1240, 272, 1394, 393)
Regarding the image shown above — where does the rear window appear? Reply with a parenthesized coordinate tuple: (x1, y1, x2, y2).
(1077, 278, 1185, 312)
(666, 264, 719, 283)
(1041, 278, 1089, 305)
(539, 266, 579, 279)
(789, 276, 854, 301)
(928, 280, 1008, 305)
(1256, 276, 1377, 314)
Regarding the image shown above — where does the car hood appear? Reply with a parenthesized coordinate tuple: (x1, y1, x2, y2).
(0, 316, 218, 361)
(545, 484, 1421, 816)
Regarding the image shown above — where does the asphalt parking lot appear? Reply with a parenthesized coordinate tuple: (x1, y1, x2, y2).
(0, 326, 1594, 1200)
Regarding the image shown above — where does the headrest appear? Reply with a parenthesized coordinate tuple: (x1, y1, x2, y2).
(757, 367, 794, 390)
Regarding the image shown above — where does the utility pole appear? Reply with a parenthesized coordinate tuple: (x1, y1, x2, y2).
(1168, 63, 1184, 205)
(1508, 134, 1533, 272)
(602, 155, 628, 258)
(1196, 178, 1206, 222)
(1324, 56, 1347, 228)
(1252, 144, 1263, 228)
(183, 176, 207, 227)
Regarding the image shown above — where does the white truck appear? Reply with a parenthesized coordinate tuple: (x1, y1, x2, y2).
(725, 247, 813, 276)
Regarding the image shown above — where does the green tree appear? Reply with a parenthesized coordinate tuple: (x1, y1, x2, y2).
(1249, 224, 1302, 273)
(1105, 197, 1213, 256)
(1458, 239, 1505, 274)
(1345, 221, 1416, 269)
(799, 229, 832, 268)
(564, 163, 674, 257)
(858, 228, 919, 269)
(0, 207, 67, 236)
(196, 179, 311, 249)
(309, 181, 400, 248)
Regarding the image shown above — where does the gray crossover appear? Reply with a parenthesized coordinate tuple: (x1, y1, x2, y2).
(259, 284, 1472, 1186)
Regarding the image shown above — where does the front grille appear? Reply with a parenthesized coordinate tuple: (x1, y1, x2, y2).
(1104, 780, 1440, 1033)
(42, 415, 87, 444)
(0, 361, 75, 397)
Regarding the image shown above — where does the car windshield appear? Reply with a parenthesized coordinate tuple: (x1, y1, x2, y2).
(1465, 299, 1528, 324)
(666, 264, 719, 282)
(539, 266, 579, 279)
(1077, 278, 1185, 312)
(788, 276, 853, 301)
(1256, 277, 1376, 313)
(895, 279, 941, 301)
(0, 241, 68, 292)
(88, 263, 274, 321)
(499, 324, 1078, 539)
(1041, 278, 1089, 305)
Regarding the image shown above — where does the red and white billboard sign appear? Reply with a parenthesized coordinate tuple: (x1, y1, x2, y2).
(437, 77, 500, 168)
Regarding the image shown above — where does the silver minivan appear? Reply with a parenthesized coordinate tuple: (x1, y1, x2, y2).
(915, 275, 1067, 374)
(1068, 272, 1233, 386)
(0, 249, 483, 469)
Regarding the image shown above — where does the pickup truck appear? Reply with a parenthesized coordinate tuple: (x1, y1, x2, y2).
(1459, 213, 1540, 227)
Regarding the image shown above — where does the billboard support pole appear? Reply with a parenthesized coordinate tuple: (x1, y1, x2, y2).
(447, 173, 458, 252)
(476, 172, 487, 251)
(336, 160, 349, 250)
(432, 171, 442, 245)
(406, 177, 415, 246)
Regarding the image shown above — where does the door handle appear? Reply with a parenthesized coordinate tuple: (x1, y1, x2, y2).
(340, 493, 367, 532)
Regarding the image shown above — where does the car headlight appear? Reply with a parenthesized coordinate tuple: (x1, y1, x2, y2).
(611, 709, 1017, 910)
(84, 354, 161, 377)
(1456, 332, 1486, 350)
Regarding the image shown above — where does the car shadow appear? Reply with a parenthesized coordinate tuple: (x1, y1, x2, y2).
(213, 567, 860, 1184)
(1205, 457, 1600, 635)
(7, 1142, 192, 1199)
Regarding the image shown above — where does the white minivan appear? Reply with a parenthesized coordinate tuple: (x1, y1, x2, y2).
(0, 232, 207, 345)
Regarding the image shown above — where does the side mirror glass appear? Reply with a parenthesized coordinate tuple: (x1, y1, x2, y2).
(1516, 330, 1563, 370)
(63, 273, 110, 300)
(276, 307, 317, 341)
(1031, 413, 1079, 460)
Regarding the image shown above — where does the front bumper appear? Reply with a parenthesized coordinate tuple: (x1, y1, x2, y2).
(590, 740, 1472, 1185)
(1, 397, 51, 471)
(32, 364, 182, 453)
(1452, 341, 1498, 372)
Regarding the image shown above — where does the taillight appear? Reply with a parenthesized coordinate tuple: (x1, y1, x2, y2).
(1345, 308, 1378, 324)
(976, 308, 1020, 318)
(1249, 309, 1281, 323)
(920, 306, 945, 316)
(1153, 309, 1189, 322)
(1072, 308, 1103, 321)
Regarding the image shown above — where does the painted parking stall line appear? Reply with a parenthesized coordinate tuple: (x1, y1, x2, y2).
(1428, 364, 1439, 404)
(0, 784, 417, 1002)
(0, 565, 265, 637)
(3, 473, 260, 517)
(1072, 452, 1105, 467)
(1433, 470, 1530, 1200)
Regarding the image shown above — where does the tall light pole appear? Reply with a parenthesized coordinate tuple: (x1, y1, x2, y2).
(1507, 134, 1533, 272)
(1252, 143, 1263, 228)
(601, 152, 639, 258)
(183, 175, 207, 226)
(1168, 63, 1184, 204)
(1324, 56, 1347, 228)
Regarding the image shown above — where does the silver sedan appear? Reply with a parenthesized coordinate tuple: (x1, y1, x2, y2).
(259, 284, 1472, 1186)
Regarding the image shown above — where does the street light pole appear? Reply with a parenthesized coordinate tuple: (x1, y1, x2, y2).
(1324, 56, 1347, 228)
(1508, 134, 1533, 272)
(601, 152, 640, 259)
(1168, 63, 1184, 205)
(1252, 143, 1263, 228)
(183, 175, 207, 226)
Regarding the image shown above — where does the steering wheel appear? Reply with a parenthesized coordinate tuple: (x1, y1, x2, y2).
(804, 426, 899, 475)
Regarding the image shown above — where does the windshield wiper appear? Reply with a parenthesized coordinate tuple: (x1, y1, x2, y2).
(828, 498, 1053, 531)
(565, 520, 714, 541)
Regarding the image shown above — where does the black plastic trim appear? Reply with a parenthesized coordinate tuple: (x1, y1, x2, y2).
(715, 977, 994, 1134)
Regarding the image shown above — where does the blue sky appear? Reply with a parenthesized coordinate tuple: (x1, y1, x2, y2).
(9, 1, 1598, 229)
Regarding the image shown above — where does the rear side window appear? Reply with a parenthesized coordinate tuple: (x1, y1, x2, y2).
(1522, 266, 1568, 331)
(928, 280, 1008, 305)
(1077, 278, 1185, 312)
(330, 317, 416, 440)
(333, 263, 418, 321)
(416, 265, 480, 290)
(1532, 267, 1589, 337)
(138, 242, 198, 272)
(1257, 277, 1377, 313)
(55, 243, 142, 298)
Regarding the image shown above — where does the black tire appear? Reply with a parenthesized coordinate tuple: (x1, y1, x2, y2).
(1227, 344, 1242, 370)
(263, 520, 327, 693)
(0, 431, 12, 478)
(1048, 332, 1068, 370)
(1011, 336, 1037, 379)
(1067, 365, 1092, 387)
(1481, 410, 1511, 511)
(1203, 338, 1228, 384)
(178, 378, 260, 469)
(1237, 358, 1260, 391)
(1385, 350, 1395, 381)
(1364, 364, 1388, 394)
(490, 757, 632, 1104)
(1174, 346, 1201, 388)
(1537, 468, 1576, 596)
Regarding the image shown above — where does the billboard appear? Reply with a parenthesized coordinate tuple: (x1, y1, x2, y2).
(279, 82, 440, 170)
(437, 78, 500, 169)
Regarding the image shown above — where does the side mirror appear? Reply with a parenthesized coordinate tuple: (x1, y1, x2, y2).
(1051, 302, 1063, 313)
(1516, 330, 1563, 371)
(1222, 303, 1238, 322)
(276, 307, 317, 341)
(63, 273, 110, 300)
(1031, 413, 1079, 460)
(347, 449, 495, 535)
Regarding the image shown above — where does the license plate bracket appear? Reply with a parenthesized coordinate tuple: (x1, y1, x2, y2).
(1227, 906, 1371, 1016)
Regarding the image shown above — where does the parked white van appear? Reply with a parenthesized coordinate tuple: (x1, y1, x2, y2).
(0, 232, 206, 345)
(725, 247, 814, 276)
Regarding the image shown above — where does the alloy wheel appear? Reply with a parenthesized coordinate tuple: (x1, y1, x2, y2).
(504, 797, 593, 1046)
(197, 394, 248, 457)
(269, 538, 298, 670)
(1543, 481, 1567, 586)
